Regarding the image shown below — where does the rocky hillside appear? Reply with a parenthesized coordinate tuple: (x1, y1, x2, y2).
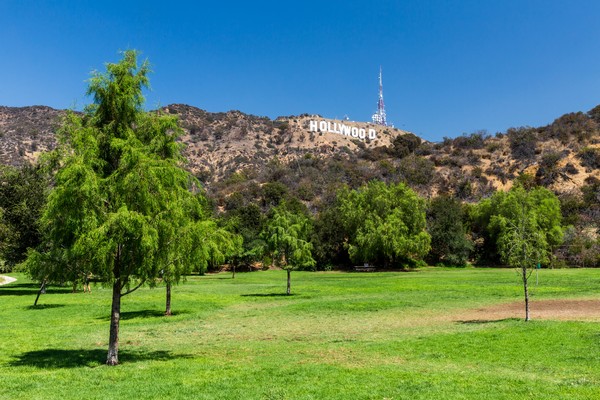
(0, 106, 62, 166)
(1, 103, 599, 207)
(164, 104, 401, 182)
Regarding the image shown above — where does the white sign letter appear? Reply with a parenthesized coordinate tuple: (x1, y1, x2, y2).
(309, 120, 318, 132)
(368, 129, 377, 139)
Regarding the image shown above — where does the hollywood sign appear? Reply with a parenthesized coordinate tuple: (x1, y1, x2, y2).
(309, 120, 377, 140)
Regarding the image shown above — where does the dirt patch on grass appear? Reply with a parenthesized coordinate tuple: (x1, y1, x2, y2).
(458, 299, 600, 322)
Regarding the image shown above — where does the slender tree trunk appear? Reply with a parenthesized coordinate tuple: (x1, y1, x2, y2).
(232, 264, 235, 279)
(107, 247, 122, 366)
(34, 279, 46, 306)
(522, 266, 530, 322)
(107, 279, 121, 365)
(286, 269, 291, 295)
(165, 282, 172, 316)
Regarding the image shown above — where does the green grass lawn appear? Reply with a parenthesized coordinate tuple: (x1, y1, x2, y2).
(1, 268, 600, 399)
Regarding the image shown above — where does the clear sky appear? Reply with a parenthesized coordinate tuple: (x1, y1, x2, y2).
(2, 0, 600, 141)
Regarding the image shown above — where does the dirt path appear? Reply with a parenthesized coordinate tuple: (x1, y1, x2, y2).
(0, 275, 17, 285)
(456, 299, 600, 322)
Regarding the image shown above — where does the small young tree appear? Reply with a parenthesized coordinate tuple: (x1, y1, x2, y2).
(161, 217, 242, 315)
(490, 186, 563, 321)
(263, 205, 315, 295)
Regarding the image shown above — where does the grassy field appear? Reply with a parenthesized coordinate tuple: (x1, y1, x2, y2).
(1, 268, 600, 399)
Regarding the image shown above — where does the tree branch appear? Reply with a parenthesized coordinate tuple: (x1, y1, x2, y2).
(120, 279, 146, 297)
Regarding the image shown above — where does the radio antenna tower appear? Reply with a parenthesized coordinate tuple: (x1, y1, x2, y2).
(371, 66, 387, 126)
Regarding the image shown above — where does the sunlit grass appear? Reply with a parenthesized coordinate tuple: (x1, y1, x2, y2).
(1, 268, 600, 399)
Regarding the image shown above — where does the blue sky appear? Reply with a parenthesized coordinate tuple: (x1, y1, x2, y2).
(2, 1, 600, 141)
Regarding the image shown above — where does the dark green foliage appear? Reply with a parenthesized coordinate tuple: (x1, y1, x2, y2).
(558, 191, 584, 227)
(391, 133, 421, 158)
(587, 104, 600, 125)
(226, 203, 266, 268)
(312, 200, 352, 268)
(427, 195, 473, 266)
(577, 147, 600, 170)
(224, 192, 245, 211)
(455, 179, 474, 201)
(451, 131, 487, 150)
(581, 179, 600, 231)
(513, 173, 537, 191)
(262, 181, 288, 207)
(536, 151, 565, 185)
(507, 127, 537, 160)
(544, 112, 597, 144)
(0, 164, 49, 268)
(398, 154, 435, 186)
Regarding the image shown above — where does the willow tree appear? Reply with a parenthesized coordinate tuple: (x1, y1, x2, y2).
(162, 217, 242, 315)
(25, 50, 205, 365)
(263, 205, 315, 295)
(338, 181, 431, 268)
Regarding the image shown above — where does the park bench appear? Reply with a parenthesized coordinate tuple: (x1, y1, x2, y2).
(354, 264, 376, 272)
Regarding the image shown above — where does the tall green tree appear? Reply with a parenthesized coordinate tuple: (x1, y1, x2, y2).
(225, 203, 266, 276)
(427, 195, 473, 266)
(263, 204, 315, 295)
(24, 50, 205, 365)
(338, 181, 430, 267)
(0, 164, 49, 269)
(488, 186, 563, 321)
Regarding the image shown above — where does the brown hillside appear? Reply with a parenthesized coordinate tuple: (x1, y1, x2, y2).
(0, 104, 598, 206)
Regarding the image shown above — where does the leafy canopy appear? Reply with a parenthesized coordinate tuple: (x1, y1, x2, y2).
(489, 186, 564, 268)
(263, 204, 315, 271)
(25, 50, 207, 292)
(338, 181, 430, 267)
(427, 195, 473, 267)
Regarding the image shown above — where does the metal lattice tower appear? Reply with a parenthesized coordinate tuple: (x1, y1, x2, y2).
(371, 66, 387, 126)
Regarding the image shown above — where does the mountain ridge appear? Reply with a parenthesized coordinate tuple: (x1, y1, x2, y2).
(1, 103, 599, 206)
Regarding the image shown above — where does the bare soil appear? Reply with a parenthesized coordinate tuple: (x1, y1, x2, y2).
(457, 299, 600, 322)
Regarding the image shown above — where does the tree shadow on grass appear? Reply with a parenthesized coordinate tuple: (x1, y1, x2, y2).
(95, 309, 191, 321)
(202, 276, 235, 280)
(241, 293, 297, 297)
(458, 318, 520, 324)
(25, 304, 66, 310)
(10, 348, 192, 369)
(0, 283, 72, 297)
